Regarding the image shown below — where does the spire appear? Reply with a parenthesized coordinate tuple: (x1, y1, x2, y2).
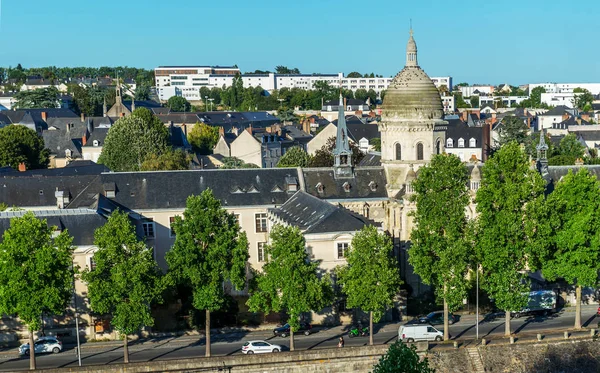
(536, 130, 549, 175)
(406, 27, 418, 67)
(333, 93, 353, 178)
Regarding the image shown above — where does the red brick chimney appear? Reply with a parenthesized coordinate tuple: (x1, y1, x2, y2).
(41, 112, 47, 122)
(82, 132, 88, 146)
(218, 127, 224, 137)
(18, 162, 26, 172)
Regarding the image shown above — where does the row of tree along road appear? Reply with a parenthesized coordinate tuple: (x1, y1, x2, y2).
(410, 142, 600, 341)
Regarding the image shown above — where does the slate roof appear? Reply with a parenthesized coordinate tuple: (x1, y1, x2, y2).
(68, 168, 302, 210)
(302, 167, 388, 200)
(83, 127, 109, 147)
(268, 191, 367, 234)
(331, 116, 380, 142)
(575, 131, 600, 142)
(445, 119, 483, 147)
(157, 113, 202, 124)
(323, 99, 367, 106)
(222, 133, 238, 145)
(358, 152, 381, 167)
(0, 209, 106, 246)
(592, 103, 600, 111)
(122, 100, 162, 112)
(539, 105, 571, 116)
(544, 165, 600, 193)
(553, 116, 590, 129)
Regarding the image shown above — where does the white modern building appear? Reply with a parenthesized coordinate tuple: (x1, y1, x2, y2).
(540, 92, 576, 108)
(459, 85, 494, 97)
(479, 95, 529, 108)
(529, 82, 600, 95)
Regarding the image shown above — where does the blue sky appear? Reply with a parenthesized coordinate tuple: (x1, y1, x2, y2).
(0, 0, 598, 84)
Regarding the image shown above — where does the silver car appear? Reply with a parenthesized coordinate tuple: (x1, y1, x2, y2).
(19, 336, 63, 355)
(242, 340, 282, 354)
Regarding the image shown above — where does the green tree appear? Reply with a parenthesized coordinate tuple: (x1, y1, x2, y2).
(372, 341, 435, 373)
(540, 169, 600, 329)
(410, 154, 472, 340)
(474, 142, 546, 336)
(347, 72, 362, 78)
(525, 132, 555, 159)
(370, 138, 381, 152)
(140, 149, 191, 171)
(277, 146, 311, 167)
(307, 137, 364, 167)
(82, 210, 164, 363)
(0, 212, 74, 370)
(529, 87, 546, 108)
(221, 157, 259, 169)
(167, 96, 191, 112)
(557, 133, 585, 159)
(277, 108, 296, 123)
(470, 96, 479, 108)
(14, 87, 60, 109)
(496, 115, 529, 147)
(134, 84, 151, 101)
(166, 190, 249, 357)
(0, 125, 50, 169)
(98, 113, 169, 171)
(453, 92, 469, 109)
(336, 226, 402, 345)
(573, 88, 594, 111)
(355, 89, 369, 101)
(455, 82, 469, 87)
(247, 225, 332, 351)
(188, 123, 219, 155)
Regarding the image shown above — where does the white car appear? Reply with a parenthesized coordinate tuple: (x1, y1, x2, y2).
(19, 336, 63, 355)
(242, 340, 282, 354)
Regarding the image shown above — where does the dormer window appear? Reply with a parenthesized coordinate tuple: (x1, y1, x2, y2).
(469, 138, 477, 147)
(103, 183, 116, 198)
(65, 149, 72, 158)
(446, 138, 453, 148)
(316, 182, 324, 195)
(343, 182, 351, 193)
(458, 138, 465, 148)
(368, 181, 377, 192)
(93, 140, 99, 147)
(285, 176, 298, 192)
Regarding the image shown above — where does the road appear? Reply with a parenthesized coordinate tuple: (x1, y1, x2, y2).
(0, 306, 597, 371)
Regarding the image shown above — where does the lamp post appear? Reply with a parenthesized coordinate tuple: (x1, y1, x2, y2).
(72, 263, 81, 367)
(476, 265, 479, 340)
(208, 98, 214, 111)
(205, 96, 209, 112)
(278, 98, 284, 109)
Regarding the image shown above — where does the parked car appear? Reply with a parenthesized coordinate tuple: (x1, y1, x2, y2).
(417, 311, 459, 325)
(242, 340, 282, 354)
(19, 336, 62, 356)
(399, 324, 444, 342)
(273, 322, 312, 337)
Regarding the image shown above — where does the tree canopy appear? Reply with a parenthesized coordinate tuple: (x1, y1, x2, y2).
(496, 115, 529, 147)
(277, 146, 311, 168)
(140, 149, 191, 171)
(573, 88, 594, 111)
(167, 96, 191, 112)
(372, 341, 435, 373)
(0, 125, 50, 169)
(307, 136, 364, 167)
(14, 87, 60, 109)
(221, 157, 259, 169)
(188, 123, 219, 155)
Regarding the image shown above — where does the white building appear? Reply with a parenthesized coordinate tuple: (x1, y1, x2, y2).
(529, 82, 600, 95)
(459, 85, 494, 97)
(430, 76, 453, 91)
(479, 95, 529, 108)
(540, 92, 576, 107)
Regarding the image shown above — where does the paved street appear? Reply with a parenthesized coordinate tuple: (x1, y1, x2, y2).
(0, 306, 597, 371)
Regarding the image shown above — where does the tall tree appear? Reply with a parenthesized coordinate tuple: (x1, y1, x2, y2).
(557, 133, 586, 159)
(347, 72, 363, 78)
(496, 115, 529, 147)
(187, 123, 219, 155)
(372, 341, 435, 373)
(166, 190, 249, 357)
(277, 146, 310, 168)
(14, 87, 60, 109)
(0, 212, 74, 370)
(529, 87, 546, 108)
(410, 154, 473, 340)
(82, 210, 164, 363)
(336, 226, 402, 345)
(167, 96, 191, 112)
(474, 142, 546, 336)
(140, 149, 191, 171)
(541, 169, 600, 329)
(573, 88, 594, 111)
(98, 112, 169, 171)
(247, 225, 332, 351)
(0, 125, 50, 169)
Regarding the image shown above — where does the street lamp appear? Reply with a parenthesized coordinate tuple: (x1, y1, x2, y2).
(205, 96, 209, 112)
(277, 98, 285, 109)
(476, 265, 479, 340)
(208, 98, 214, 111)
(71, 262, 81, 367)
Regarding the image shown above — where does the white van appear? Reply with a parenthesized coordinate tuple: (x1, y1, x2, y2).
(398, 324, 443, 342)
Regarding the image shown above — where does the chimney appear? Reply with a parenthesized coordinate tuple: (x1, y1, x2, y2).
(41, 111, 48, 122)
(302, 120, 310, 134)
(81, 113, 85, 122)
(18, 162, 26, 172)
(66, 123, 71, 133)
(82, 131, 87, 146)
(218, 127, 224, 137)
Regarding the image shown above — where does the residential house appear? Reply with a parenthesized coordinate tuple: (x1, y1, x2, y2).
(443, 117, 489, 162)
(538, 105, 574, 130)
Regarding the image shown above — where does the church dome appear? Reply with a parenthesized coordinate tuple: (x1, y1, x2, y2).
(381, 29, 444, 121)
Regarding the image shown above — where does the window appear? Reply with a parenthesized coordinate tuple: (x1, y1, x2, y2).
(337, 243, 349, 259)
(416, 142, 424, 161)
(436, 139, 441, 154)
(257, 242, 266, 262)
(471, 181, 480, 191)
(65, 149, 72, 158)
(427, 326, 437, 333)
(142, 220, 155, 238)
(169, 216, 176, 237)
(469, 138, 477, 147)
(93, 140, 99, 147)
(395, 143, 401, 160)
(255, 213, 267, 233)
(446, 138, 454, 148)
(90, 257, 97, 271)
(458, 138, 465, 148)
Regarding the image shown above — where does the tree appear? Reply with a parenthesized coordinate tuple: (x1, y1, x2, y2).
(496, 115, 529, 147)
(277, 146, 310, 168)
(275, 66, 300, 74)
(188, 123, 219, 155)
(455, 82, 469, 87)
(221, 157, 259, 169)
(277, 108, 296, 123)
(134, 84, 151, 101)
(453, 92, 469, 109)
(525, 132, 555, 160)
(557, 133, 585, 159)
(347, 72, 363, 78)
(0, 125, 50, 169)
(98, 113, 169, 171)
(336, 226, 402, 345)
(410, 154, 472, 340)
(474, 142, 546, 336)
(14, 87, 60, 109)
(355, 89, 369, 101)
(82, 210, 164, 363)
(529, 87, 546, 108)
(247, 225, 332, 351)
(307, 137, 364, 167)
(167, 96, 191, 112)
(437, 84, 449, 96)
(140, 149, 191, 171)
(166, 190, 249, 357)
(372, 341, 435, 373)
(0, 212, 74, 370)
(370, 138, 381, 152)
(573, 88, 594, 111)
(470, 96, 479, 108)
(540, 169, 600, 329)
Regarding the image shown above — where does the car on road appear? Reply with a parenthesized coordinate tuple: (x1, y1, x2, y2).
(242, 340, 282, 354)
(19, 336, 62, 356)
(415, 311, 459, 325)
(399, 324, 444, 342)
(273, 322, 312, 337)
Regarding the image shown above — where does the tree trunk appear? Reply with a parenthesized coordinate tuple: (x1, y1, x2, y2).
(123, 334, 129, 363)
(505, 311, 511, 336)
(443, 298, 450, 341)
(28, 329, 36, 370)
(369, 311, 374, 346)
(205, 309, 211, 357)
(575, 285, 582, 329)
(290, 325, 295, 352)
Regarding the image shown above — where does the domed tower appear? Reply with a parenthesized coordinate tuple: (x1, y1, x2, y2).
(379, 28, 447, 194)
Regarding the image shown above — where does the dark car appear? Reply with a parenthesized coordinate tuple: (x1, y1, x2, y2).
(417, 311, 459, 325)
(273, 322, 312, 337)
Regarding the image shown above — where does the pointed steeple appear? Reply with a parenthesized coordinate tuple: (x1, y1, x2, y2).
(536, 130, 549, 175)
(406, 27, 418, 67)
(333, 94, 353, 178)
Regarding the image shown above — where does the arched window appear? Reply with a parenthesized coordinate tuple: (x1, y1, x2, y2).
(446, 138, 454, 148)
(469, 138, 477, 147)
(395, 143, 401, 160)
(458, 138, 465, 148)
(416, 143, 424, 161)
(436, 139, 441, 155)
